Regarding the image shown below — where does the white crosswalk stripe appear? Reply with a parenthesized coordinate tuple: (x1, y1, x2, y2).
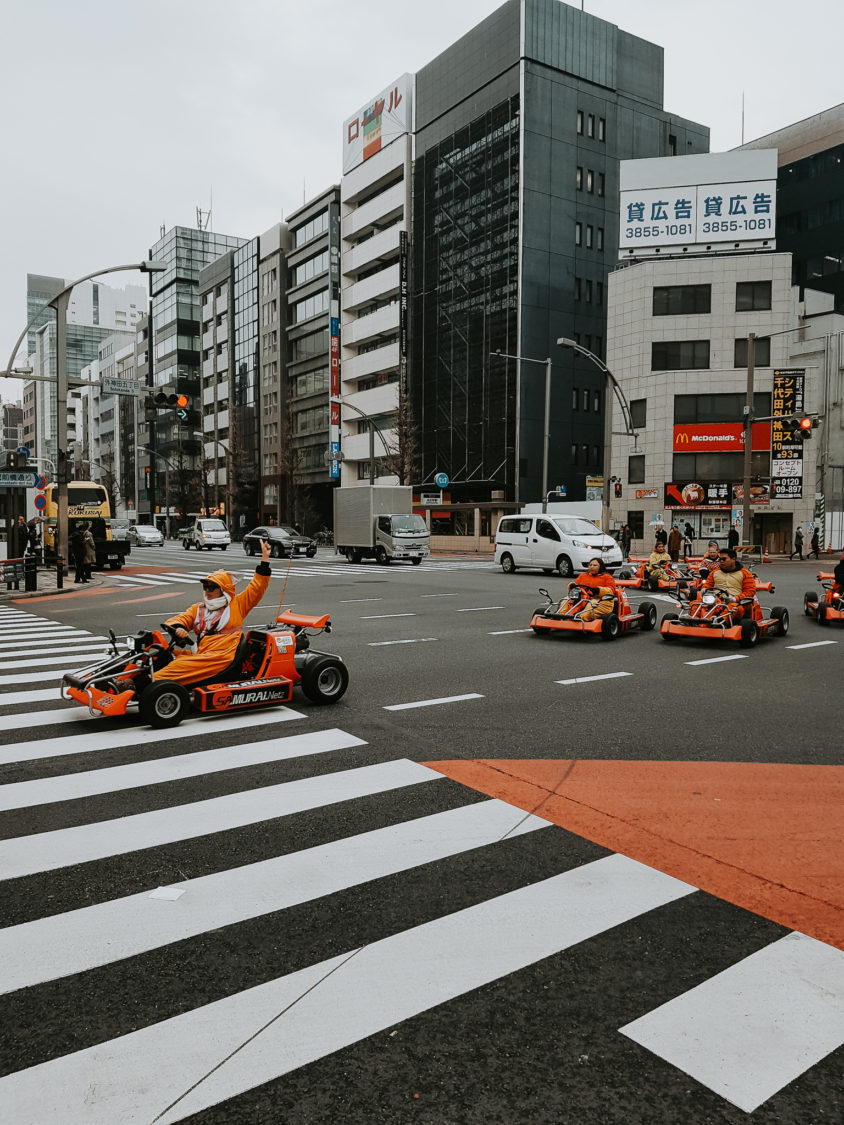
(0, 621, 841, 1121)
(104, 558, 495, 586)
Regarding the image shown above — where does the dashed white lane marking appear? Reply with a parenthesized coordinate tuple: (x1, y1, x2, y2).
(360, 613, 417, 620)
(489, 628, 532, 635)
(555, 672, 633, 685)
(456, 606, 505, 613)
(786, 640, 839, 650)
(384, 693, 484, 711)
(420, 592, 460, 598)
(368, 638, 438, 647)
(340, 598, 383, 603)
(684, 655, 749, 666)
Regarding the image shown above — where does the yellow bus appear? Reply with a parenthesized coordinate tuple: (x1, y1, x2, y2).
(32, 481, 130, 569)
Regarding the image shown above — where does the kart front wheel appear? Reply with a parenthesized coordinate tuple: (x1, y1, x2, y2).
(660, 612, 679, 641)
(772, 606, 789, 636)
(600, 613, 620, 641)
(740, 619, 759, 647)
(818, 604, 829, 626)
(803, 591, 817, 615)
(139, 682, 191, 728)
(639, 600, 657, 631)
(301, 656, 349, 705)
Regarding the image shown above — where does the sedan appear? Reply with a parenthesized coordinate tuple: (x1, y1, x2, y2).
(242, 525, 317, 559)
(129, 524, 164, 547)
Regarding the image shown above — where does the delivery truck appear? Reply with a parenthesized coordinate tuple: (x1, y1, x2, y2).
(334, 485, 430, 565)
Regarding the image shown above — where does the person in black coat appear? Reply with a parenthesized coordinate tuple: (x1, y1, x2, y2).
(790, 525, 804, 561)
(728, 525, 740, 550)
(70, 524, 89, 584)
(807, 525, 820, 560)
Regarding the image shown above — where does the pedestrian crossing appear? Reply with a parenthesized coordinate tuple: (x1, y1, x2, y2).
(105, 556, 495, 586)
(0, 603, 842, 1121)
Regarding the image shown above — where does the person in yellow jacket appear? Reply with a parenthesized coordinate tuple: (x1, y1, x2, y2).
(155, 538, 273, 684)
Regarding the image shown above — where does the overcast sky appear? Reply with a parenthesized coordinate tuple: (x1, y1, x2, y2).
(1, 0, 841, 401)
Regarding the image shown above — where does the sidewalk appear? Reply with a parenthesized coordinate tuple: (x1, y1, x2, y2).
(0, 567, 108, 603)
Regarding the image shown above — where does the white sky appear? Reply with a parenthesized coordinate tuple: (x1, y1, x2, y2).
(1, 0, 841, 401)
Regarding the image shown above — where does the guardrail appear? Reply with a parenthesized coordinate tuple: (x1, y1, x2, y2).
(0, 554, 37, 592)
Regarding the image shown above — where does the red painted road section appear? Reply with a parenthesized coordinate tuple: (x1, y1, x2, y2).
(424, 759, 844, 950)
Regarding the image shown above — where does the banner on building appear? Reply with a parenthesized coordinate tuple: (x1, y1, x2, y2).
(771, 368, 804, 500)
(343, 75, 412, 174)
(328, 201, 341, 479)
(673, 422, 771, 453)
(399, 230, 409, 395)
(664, 481, 732, 509)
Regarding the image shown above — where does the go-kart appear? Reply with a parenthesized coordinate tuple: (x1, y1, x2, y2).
(60, 609, 349, 728)
(659, 590, 788, 647)
(529, 584, 657, 641)
(616, 559, 696, 593)
(803, 573, 844, 625)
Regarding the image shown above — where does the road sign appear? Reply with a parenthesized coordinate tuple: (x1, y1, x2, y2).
(102, 376, 141, 397)
(34, 475, 46, 489)
(34, 494, 47, 510)
(0, 471, 37, 488)
(434, 472, 450, 488)
(557, 484, 567, 497)
(177, 408, 189, 422)
(17, 446, 29, 459)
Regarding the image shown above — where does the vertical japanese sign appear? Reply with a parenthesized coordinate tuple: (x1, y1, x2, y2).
(771, 369, 804, 500)
(399, 230, 408, 396)
(343, 75, 412, 174)
(328, 200, 341, 479)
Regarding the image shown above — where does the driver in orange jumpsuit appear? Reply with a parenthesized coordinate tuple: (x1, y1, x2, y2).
(699, 546, 756, 621)
(155, 538, 273, 684)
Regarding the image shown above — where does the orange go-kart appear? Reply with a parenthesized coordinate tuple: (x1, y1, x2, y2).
(530, 584, 657, 641)
(616, 559, 696, 593)
(803, 573, 844, 625)
(659, 590, 788, 647)
(61, 610, 349, 728)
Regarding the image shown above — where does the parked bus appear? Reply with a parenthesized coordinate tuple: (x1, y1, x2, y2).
(29, 481, 130, 570)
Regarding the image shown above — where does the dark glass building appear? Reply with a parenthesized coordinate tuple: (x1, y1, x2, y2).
(411, 0, 709, 504)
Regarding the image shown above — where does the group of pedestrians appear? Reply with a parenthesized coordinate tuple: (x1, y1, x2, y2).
(70, 522, 96, 583)
(789, 524, 822, 560)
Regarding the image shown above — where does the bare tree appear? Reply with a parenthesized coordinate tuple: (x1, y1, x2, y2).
(382, 388, 417, 485)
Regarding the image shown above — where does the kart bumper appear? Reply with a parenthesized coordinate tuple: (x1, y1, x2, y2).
(64, 684, 134, 716)
(660, 620, 741, 641)
(530, 612, 603, 634)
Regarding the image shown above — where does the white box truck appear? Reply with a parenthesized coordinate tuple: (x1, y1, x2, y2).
(334, 485, 430, 565)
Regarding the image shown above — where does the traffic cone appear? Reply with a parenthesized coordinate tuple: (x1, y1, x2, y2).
(827, 544, 832, 554)
(763, 548, 770, 564)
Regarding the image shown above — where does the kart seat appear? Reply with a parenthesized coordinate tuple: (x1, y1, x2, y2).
(188, 630, 268, 688)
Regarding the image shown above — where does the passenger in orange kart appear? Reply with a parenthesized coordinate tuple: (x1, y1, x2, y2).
(155, 538, 273, 684)
(645, 543, 672, 586)
(560, 557, 617, 622)
(698, 546, 756, 621)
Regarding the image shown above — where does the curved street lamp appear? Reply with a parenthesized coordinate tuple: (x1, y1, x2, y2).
(333, 396, 392, 485)
(1, 260, 165, 566)
(557, 337, 639, 533)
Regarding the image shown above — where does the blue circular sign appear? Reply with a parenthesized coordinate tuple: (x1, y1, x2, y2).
(434, 472, 450, 488)
(34, 494, 47, 510)
(35, 475, 46, 489)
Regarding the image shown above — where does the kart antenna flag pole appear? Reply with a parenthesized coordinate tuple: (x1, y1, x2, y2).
(276, 553, 295, 618)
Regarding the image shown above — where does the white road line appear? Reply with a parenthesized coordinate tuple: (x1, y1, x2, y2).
(786, 640, 839, 650)
(420, 592, 460, 597)
(0, 688, 69, 707)
(0, 668, 75, 687)
(684, 655, 749, 666)
(339, 598, 383, 603)
(368, 637, 438, 647)
(620, 932, 844, 1113)
(0, 855, 693, 1124)
(456, 606, 505, 612)
(0, 707, 100, 734)
(0, 649, 112, 672)
(0, 626, 91, 638)
(384, 692, 484, 710)
(555, 672, 633, 685)
(0, 640, 108, 660)
(136, 573, 199, 585)
(0, 790, 548, 991)
(359, 612, 417, 620)
(489, 628, 532, 635)
(0, 727, 360, 815)
(0, 705, 305, 767)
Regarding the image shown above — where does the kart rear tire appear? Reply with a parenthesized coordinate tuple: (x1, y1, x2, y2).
(740, 619, 759, 647)
(772, 606, 789, 636)
(556, 555, 574, 579)
(500, 553, 515, 574)
(601, 613, 620, 641)
(301, 656, 349, 705)
(660, 612, 679, 641)
(639, 600, 657, 631)
(818, 604, 829, 626)
(139, 682, 191, 729)
(804, 591, 817, 616)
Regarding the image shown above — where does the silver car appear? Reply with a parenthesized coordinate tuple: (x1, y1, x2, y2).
(129, 524, 164, 547)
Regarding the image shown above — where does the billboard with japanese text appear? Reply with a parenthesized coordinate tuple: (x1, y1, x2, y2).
(619, 150, 777, 258)
(771, 369, 805, 500)
(343, 75, 412, 174)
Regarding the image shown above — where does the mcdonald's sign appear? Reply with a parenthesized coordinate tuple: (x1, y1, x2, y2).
(673, 423, 771, 452)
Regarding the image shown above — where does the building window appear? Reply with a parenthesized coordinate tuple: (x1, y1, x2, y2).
(586, 114, 595, 138)
(734, 337, 771, 367)
(572, 389, 579, 411)
(585, 279, 592, 303)
(571, 443, 578, 464)
(668, 133, 677, 156)
(628, 455, 646, 484)
(597, 172, 605, 196)
(576, 166, 583, 190)
(582, 389, 590, 411)
(651, 341, 710, 370)
(593, 390, 601, 412)
(653, 284, 712, 315)
(585, 225, 593, 248)
(575, 222, 582, 246)
(574, 277, 581, 301)
(630, 399, 647, 429)
(736, 281, 772, 311)
(673, 452, 771, 481)
(576, 110, 583, 135)
(674, 392, 771, 424)
(586, 169, 594, 193)
(597, 228, 604, 251)
(598, 117, 606, 142)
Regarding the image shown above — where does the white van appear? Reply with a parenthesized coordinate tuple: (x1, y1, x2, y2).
(494, 514, 622, 577)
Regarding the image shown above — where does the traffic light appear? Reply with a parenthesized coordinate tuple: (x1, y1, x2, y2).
(796, 416, 818, 441)
(176, 394, 189, 422)
(614, 481, 622, 499)
(4, 451, 26, 469)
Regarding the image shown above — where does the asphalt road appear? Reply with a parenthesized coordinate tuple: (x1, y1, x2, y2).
(0, 546, 841, 1123)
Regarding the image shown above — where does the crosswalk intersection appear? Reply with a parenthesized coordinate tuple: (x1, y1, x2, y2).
(0, 603, 842, 1121)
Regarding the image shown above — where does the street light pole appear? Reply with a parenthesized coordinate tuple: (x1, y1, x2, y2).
(332, 397, 392, 485)
(138, 447, 174, 537)
(556, 338, 638, 534)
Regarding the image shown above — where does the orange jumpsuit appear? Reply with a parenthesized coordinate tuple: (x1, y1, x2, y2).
(571, 571, 617, 620)
(155, 564, 271, 684)
(701, 566, 755, 620)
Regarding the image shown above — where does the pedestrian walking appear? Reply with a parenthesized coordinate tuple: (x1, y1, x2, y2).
(82, 522, 96, 581)
(620, 523, 632, 561)
(728, 525, 740, 550)
(807, 525, 820, 560)
(683, 522, 694, 559)
(70, 524, 88, 584)
(667, 524, 682, 562)
(789, 525, 804, 561)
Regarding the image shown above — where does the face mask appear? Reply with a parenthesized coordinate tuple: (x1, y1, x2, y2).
(203, 592, 229, 611)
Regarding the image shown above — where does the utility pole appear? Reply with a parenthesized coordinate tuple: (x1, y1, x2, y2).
(742, 332, 755, 546)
